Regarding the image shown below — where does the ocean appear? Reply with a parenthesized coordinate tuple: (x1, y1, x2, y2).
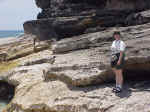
(0, 30, 23, 111)
(0, 30, 24, 38)
(0, 100, 8, 111)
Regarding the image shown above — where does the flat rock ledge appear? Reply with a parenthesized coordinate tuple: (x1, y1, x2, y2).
(1, 23, 150, 112)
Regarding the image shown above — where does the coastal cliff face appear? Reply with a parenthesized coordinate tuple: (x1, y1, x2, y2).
(35, 0, 150, 18)
(24, 0, 150, 41)
(1, 0, 150, 112)
(2, 22, 150, 112)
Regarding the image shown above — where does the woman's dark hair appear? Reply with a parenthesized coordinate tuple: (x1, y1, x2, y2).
(113, 31, 121, 37)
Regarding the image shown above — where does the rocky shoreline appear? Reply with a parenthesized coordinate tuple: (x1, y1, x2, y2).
(1, 0, 150, 112)
(0, 22, 150, 112)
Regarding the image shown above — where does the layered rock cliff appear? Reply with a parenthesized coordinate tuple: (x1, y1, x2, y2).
(35, 0, 150, 18)
(1, 0, 150, 112)
(24, 0, 150, 41)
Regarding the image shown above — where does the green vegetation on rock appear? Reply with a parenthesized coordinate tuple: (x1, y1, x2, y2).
(0, 61, 19, 74)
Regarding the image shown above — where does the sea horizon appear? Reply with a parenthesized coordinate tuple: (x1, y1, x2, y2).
(0, 30, 24, 38)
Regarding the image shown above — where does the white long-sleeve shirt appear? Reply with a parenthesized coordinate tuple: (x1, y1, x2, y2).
(111, 40, 126, 54)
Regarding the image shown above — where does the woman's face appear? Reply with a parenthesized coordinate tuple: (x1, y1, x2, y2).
(114, 34, 120, 40)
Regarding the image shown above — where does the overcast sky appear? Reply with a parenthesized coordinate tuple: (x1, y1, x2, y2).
(0, 0, 40, 30)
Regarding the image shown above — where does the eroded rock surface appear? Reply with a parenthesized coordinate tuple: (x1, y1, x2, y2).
(35, 0, 150, 18)
(1, 22, 150, 112)
(44, 22, 150, 87)
(1, 1, 150, 112)
(24, 0, 150, 41)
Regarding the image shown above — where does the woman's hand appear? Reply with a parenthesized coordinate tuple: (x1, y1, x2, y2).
(117, 60, 121, 65)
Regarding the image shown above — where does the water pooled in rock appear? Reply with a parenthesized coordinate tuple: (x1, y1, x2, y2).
(0, 81, 15, 111)
(0, 100, 8, 111)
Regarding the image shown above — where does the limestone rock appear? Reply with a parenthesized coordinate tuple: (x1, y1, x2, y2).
(1, 1, 150, 112)
(2, 65, 150, 112)
(2, 22, 150, 111)
(35, 0, 50, 9)
(36, 0, 150, 18)
(24, 10, 150, 41)
(24, 0, 150, 43)
(0, 52, 8, 62)
(44, 22, 150, 87)
(20, 55, 56, 66)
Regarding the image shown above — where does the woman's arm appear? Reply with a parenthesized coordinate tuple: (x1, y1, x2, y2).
(117, 51, 123, 65)
(117, 41, 126, 65)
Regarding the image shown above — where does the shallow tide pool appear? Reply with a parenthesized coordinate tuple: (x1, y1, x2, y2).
(0, 100, 8, 111)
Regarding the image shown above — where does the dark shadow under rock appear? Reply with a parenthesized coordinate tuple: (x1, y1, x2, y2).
(0, 80, 15, 102)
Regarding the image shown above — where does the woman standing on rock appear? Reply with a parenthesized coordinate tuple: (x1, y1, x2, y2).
(111, 31, 126, 93)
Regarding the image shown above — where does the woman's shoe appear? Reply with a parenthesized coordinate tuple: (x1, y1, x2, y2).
(112, 87, 122, 93)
